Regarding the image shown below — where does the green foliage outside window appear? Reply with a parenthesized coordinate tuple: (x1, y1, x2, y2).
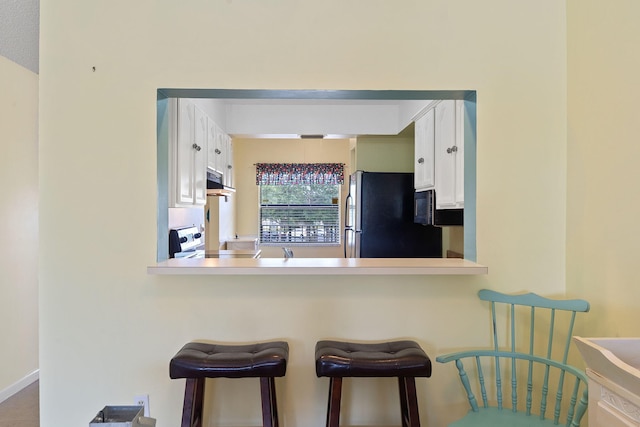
(260, 184, 340, 245)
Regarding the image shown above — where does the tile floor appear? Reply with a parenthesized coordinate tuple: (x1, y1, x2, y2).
(0, 381, 39, 427)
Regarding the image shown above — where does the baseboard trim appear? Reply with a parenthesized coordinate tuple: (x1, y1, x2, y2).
(0, 369, 39, 404)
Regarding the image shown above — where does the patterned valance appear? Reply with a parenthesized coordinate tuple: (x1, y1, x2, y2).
(256, 163, 345, 185)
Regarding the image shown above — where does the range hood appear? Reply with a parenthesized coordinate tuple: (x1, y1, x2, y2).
(207, 168, 235, 197)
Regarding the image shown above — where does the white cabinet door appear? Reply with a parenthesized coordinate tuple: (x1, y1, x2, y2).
(172, 99, 207, 207)
(176, 99, 196, 205)
(207, 119, 226, 174)
(434, 100, 464, 210)
(193, 105, 207, 205)
(224, 135, 234, 188)
(454, 100, 465, 206)
(414, 108, 435, 191)
(435, 100, 457, 209)
(207, 119, 217, 171)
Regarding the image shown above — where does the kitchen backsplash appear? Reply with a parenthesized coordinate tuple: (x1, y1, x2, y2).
(168, 207, 205, 232)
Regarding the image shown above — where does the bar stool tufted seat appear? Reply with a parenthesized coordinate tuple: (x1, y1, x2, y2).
(170, 341, 289, 427)
(315, 340, 431, 427)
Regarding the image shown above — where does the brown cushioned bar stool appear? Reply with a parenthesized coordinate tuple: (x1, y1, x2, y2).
(170, 341, 289, 427)
(315, 340, 431, 427)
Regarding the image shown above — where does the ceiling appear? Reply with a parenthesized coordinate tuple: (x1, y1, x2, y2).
(0, 0, 39, 73)
(187, 96, 436, 139)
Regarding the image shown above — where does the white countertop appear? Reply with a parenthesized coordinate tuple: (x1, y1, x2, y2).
(227, 237, 258, 242)
(203, 249, 261, 258)
(147, 257, 487, 275)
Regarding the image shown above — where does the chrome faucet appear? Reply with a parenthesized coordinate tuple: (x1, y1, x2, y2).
(282, 247, 294, 259)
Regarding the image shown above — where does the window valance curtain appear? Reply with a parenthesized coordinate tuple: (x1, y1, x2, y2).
(255, 163, 345, 185)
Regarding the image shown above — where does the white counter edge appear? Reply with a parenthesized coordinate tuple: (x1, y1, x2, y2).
(147, 257, 488, 275)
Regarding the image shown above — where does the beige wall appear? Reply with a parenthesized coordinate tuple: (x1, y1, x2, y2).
(234, 137, 350, 258)
(0, 56, 39, 395)
(39, 1, 571, 426)
(353, 133, 414, 173)
(567, 0, 640, 339)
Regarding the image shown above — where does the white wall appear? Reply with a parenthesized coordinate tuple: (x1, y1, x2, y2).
(39, 2, 570, 426)
(0, 55, 39, 397)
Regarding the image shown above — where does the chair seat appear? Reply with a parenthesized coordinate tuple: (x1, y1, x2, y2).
(315, 340, 431, 378)
(169, 341, 289, 379)
(450, 408, 573, 427)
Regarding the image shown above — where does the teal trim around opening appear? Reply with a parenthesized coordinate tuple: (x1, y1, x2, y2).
(463, 99, 477, 262)
(156, 96, 170, 261)
(156, 89, 478, 263)
(157, 88, 474, 101)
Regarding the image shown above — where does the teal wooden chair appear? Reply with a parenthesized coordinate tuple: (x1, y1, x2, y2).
(436, 289, 590, 427)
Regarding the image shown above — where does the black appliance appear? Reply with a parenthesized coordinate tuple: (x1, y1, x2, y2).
(207, 167, 235, 197)
(414, 189, 435, 225)
(414, 190, 464, 226)
(344, 171, 442, 258)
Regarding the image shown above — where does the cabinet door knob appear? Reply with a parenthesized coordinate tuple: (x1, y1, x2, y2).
(447, 146, 458, 154)
(215, 148, 221, 154)
(192, 143, 201, 151)
(417, 157, 425, 164)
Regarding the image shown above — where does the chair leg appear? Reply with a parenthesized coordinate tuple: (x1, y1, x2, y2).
(181, 377, 205, 427)
(260, 377, 279, 427)
(399, 377, 421, 427)
(326, 377, 343, 427)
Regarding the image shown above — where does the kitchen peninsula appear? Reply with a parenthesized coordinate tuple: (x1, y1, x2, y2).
(147, 257, 487, 275)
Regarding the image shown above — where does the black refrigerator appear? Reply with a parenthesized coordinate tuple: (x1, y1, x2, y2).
(344, 171, 442, 258)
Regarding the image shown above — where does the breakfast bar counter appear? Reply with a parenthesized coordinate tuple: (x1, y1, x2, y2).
(148, 257, 487, 275)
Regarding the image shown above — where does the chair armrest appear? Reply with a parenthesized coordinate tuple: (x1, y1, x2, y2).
(436, 350, 483, 364)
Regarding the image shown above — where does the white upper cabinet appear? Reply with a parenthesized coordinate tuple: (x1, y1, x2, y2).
(414, 108, 436, 191)
(224, 135, 234, 189)
(170, 99, 207, 207)
(207, 120, 226, 175)
(206, 121, 234, 188)
(434, 100, 464, 210)
(454, 100, 465, 206)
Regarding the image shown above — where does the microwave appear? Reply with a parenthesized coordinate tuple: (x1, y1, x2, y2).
(414, 189, 463, 226)
(207, 167, 235, 197)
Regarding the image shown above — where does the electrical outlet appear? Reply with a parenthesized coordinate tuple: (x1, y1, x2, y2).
(134, 394, 150, 417)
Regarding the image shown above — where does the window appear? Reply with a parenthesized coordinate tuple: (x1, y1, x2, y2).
(256, 163, 344, 246)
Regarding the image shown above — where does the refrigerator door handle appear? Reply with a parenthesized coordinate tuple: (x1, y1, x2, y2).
(343, 227, 351, 258)
(343, 192, 353, 258)
(344, 193, 352, 226)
